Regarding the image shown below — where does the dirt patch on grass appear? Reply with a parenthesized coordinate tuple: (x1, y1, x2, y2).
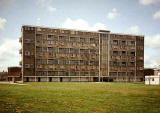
(107, 89, 148, 95)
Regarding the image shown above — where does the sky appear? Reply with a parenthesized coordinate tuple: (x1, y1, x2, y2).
(0, 0, 160, 71)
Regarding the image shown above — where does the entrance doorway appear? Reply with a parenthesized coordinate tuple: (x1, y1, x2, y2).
(49, 77, 52, 82)
(26, 77, 29, 82)
(60, 77, 62, 82)
(38, 77, 41, 82)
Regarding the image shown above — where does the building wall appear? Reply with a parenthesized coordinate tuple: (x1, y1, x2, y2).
(20, 25, 144, 82)
(0, 72, 8, 81)
(154, 69, 160, 76)
(109, 34, 144, 81)
(145, 76, 160, 85)
(144, 69, 154, 76)
(8, 67, 21, 76)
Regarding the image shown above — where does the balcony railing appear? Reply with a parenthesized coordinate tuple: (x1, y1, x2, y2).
(19, 61, 22, 65)
(19, 49, 22, 54)
(19, 37, 22, 43)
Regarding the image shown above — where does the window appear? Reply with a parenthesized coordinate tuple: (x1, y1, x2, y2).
(59, 60, 69, 65)
(25, 51, 30, 56)
(128, 41, 135, 46)
(90, 71, 96, 76)
(36, 34, 42, 39)
(24, 39, 33, 43)
(48, 41, 53, 44)
(36, 47, 42, 52)
(70, 48, 79, 54)
(61, 30, 65, 33)
(48, 71, 58, 76)
(42, 34, 47, 40)
(112, 40, 118, 45)
(131, 41, 135, 46)
(36, 59, 41, 64)
(36, 71, 42, 76)
(80, 49, 89, 54)
(53, 59, 58, 64)
(47, 59, 54, 64)
(113, 51, 118, 55)
(109, 61, 113, 66)
(128, 51, 135, 56)
(37, 64, 42, 68)
(37, 28, 42, 31)
(25, 64, 30, 68)
(70, 60, 79, 65)
(118, 72, 126, 76)
(122, 51, 126, 56)
(59, 48, 69, 54)
(90, 49, 96, 54)
(49, 65, 55, 69)
(36, 40, 41, 43)
(121, 62, 126, 66)
(80, 38, 89, 43)
(42, 59, 47, 64)
(128, 72, 135, 76)
(80, 60, 89, 65)
(113, 61, 119, 66)
(59, 71, 69, 76)
(119, 40, 126, 45)
(70, 71, 79, 76)
(80, 71, 89, 76)
(42, 47, 47, 52)
(42, 71, 47, 76)
(90, 38, 98, 44)
(59, 36, 69, 42)
(48, 35, 54, 40)
(70, 37, 79, 42)
(109, 72, 117, 76)
(71, 31, 76, 34)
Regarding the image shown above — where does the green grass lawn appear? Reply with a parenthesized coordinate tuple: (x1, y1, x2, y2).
(0, 82, 160, 113)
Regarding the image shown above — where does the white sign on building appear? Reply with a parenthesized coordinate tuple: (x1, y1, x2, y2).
(145, 75, 160, 85)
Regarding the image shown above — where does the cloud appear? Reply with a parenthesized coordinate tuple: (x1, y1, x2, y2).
(153, 10, 160, 20)
(144, 54, 160, 68)
(36, 18, 41, 25)
(36, 0, 56, 12)
(0, 17, 7, 30)
(107, 8, 119, 20)
(139, 0, 160, 5)
(36, 0, 53, 6)
(0, 0, 15, 10)
(144, 34, 160, 68)
(145, 34, 160, 48)
(61, 18, 107, 31)
(126, 25, 140, 34)
(47, 6, 56, 12)
(0, 38, 21, 71)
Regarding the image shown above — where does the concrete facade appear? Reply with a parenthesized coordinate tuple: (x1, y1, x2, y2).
(20, 25, 144, 82)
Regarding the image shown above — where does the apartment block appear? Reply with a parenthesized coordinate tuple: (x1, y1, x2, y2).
(19, 25, 144, 82)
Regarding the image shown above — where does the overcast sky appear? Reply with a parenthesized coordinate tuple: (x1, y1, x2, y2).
(0, 0, 160, 71)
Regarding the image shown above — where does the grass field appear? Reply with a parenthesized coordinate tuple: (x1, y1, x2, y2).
(0, 82, 160, 113)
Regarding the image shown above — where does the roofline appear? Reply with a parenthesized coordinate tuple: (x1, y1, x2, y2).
(110, 32, 144, 37)
(22, 25, 102, 33)
(22, 24, 144, 37)
(8, 66, 21, 69)
(144, 68, 155, 69)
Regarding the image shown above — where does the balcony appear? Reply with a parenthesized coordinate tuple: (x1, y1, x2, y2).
(19, 37, 22, 43)
(19, 61, 22, 65)
(19, 49, 22, 54)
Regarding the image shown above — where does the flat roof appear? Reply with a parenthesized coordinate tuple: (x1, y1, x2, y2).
(22, 25, 144, 37)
